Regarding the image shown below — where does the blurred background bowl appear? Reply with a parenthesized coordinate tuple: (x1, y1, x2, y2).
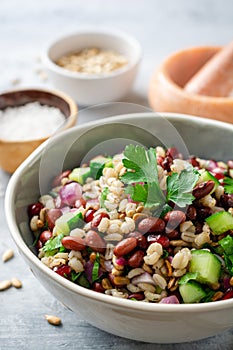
(42, 29, 142, 106)
(0, 88, 77, 173)
(148, 46, 233, 123)
(5, 112, 233, 343)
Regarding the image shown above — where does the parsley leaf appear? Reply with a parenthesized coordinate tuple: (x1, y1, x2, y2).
(125, 183, 148, 203)
(166, 168, 199, 207)
(223, 177, 233, 194)
(121, 145, 159, 183)
(121, 144, 199, 209)
(92, 252, 100, 282)
(43, 233, 64, 253)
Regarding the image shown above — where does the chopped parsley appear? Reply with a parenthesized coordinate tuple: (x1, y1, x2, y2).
(223, 177, 233, 194)
(120, 144, 199, 210)
(43, 233, 64, 253)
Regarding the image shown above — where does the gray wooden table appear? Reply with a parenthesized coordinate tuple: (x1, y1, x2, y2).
(1, 1, 233, 349)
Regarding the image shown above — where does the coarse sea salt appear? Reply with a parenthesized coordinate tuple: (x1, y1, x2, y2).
(0, 102, 66, 141)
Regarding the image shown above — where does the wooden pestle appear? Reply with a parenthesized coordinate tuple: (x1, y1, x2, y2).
(184, 41, 233, 97)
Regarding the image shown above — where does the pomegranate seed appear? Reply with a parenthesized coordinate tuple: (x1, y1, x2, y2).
(39, 230, 52, 245)
(222, 290, 233, 300)
(214, 173, 225, 180)
(84, 209, 96, 223)
(93, 282, 105, 293)
(54, 264, 71, 278)
(147, 234, 170, 248)
(28, 202, 44, 217)
(91, 212, 110, 228)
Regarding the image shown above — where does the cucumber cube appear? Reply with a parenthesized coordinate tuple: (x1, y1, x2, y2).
(189, 250, 221, 285)
(69, 167, 91, 184)
(206, 211, 233, 235)
(54, 212, 78, 235)
(179, 281, 206, 303)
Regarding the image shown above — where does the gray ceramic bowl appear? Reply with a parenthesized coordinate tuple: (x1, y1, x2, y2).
(5, 113, 233, 343)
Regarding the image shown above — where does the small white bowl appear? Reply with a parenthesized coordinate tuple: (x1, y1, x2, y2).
(43, 29, 142, 106)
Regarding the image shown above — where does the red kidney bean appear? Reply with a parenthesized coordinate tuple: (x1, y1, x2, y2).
(195, 222, 204, 234)
(39, 230, 52, 245)
(127, 231, 148, 250)
(163, 210, 186, 230)
(52, 170, 71, 187)
(137, 217, 165, 234)
(28, 202, 44, 217)
(91, 213, 110, 229)
(162, 156, 173, 171)
(85, 230, 106, 253)
(128, 250, 145, 268)
(192, 180, 215, 200)
(196, 207, 212, 221)
(54, 264, 71, 278)
(165, 229, 180, 240)
(147, 234, 170, 248)
(220, 194, 233, 209)
(61, 236, 86, 251)
(47, 208, 62, 230)
(113, 237, 137, 257)
(36, 240, 43, 250)
(128, 293, 145, 301)
(84, 209, 96, 223)
(93, 282, 105, 293)
(186, 206, 197, 221)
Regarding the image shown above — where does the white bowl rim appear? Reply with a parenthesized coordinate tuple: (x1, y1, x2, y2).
(42, 28, 142, 80)
(5, 112, 233, 314)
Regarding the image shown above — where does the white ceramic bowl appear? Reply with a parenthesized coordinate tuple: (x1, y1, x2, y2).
(43, 29, 142, 106)
(5, 113, 233, 344)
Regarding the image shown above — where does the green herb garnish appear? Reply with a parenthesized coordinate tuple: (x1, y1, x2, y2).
(166, 167, 199, 207)
(120, 144, 199, 209)
(67, 212, 84, 231)
(92, 253, 100, 282)
(219, 235, 233, 276)
(43, 233, 64, 253)
(71, 271, 82, 282)
(223, 177, 233, 194)
(100, 187, 109, 208)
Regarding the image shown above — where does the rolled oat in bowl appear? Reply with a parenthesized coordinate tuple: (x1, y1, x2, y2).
(28, 144, 233, 304)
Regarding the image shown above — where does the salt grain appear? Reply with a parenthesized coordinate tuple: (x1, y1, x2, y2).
(0, 102, 65, 141)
